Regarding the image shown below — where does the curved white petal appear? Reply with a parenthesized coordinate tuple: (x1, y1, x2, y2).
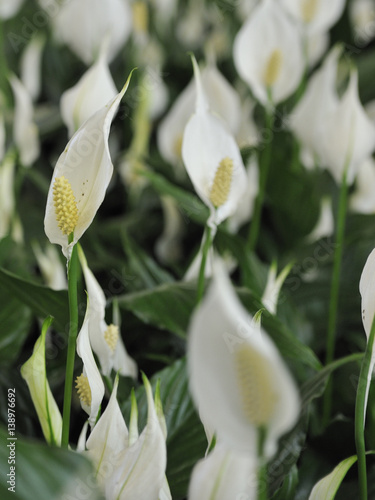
(157, 63, 241, 168)
(0, 153, 15, 239)
(188, 261, 300, 457)
(233, 0, 304, 105)
(108, 375, 167, 500)
(60, 44, 118, 137)
(76, 305, 105, 428)
(321, 70, 375, 184)
(350, 157, 375, 214)
(155, 195, 184, 264)
(86, 376, 128, 481)
(306, 30, 329, 68)
(290, 46, 341, 164)
(52, 0, 132, 64)
(9, 74, 39, 167)
(359, 249, 375, 421)
(182, 58, 246, 228)
(188, 442, 257, 500)
(262, 261, 292, 315)
(44, 82, 130, 258)
(0, 0, 23, 19)
(20, 34, 45, 101)
(281, 0, 345, 33)
(350, 0, 375, 47)
(32, 241, 67, 290)
(306, 197, 334, 242)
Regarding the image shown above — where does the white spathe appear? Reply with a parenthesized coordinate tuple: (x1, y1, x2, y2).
(281, 0, 345, 33)
(350, 0, 375, 47)
(306, 197, 334, 242)
(78, 246, 137, 379)
(9, 74, 39, 167)
(32, 241, 67, 290)
(44, 81, 130, 259)
(0, 0, 23, 19)
(350, 157, 375, 214)
(20, 34, 45, 101)
(188, 262, 300, 458)
(158, 63, 242, 168)
(233, 0, 304, 105)
(60, 43, 118, 137)
(181, 57, 247, 229)
(262, 261, 292, 315)
(188, 441, 257, 500)
(76, 303, 105, 428)
(52, 0, 132, 65)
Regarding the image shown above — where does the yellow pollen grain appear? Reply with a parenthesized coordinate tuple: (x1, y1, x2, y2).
(209, 157, 233, 208)
(104, 324, 119, 352)
(302, 0, 319, 23)
(53, 176, 78, 236)
(263, 49, 283, 87)
(132, 1, 148, 34)
(75, 373, 91, 407)
(235, 345, 277, 427)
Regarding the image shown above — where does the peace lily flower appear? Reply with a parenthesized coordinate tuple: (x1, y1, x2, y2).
(60, 42, 117, 137)
(32, 241, 67, 290)
(350, 158, 375, 214)
(188, 441, 257, 500)
(359, 248, 375, 412)
(262, 261, 292, 315)
(157, 61, 242, 169)
(86, 374, 167, 500)
(44, 78, 131, 259)
(188, 262, 300, 458)
(9, 74, 39, 167)
(52, 0, 132, 65)
(280, 0, 345, 34)
(75, 300, 105, 428)
(181, 57, 247, 230)
(21, 316, 62, 446)
(78, 245, 137, 379)
(20, 34, 45, 102)
(233, 0, 304, 106)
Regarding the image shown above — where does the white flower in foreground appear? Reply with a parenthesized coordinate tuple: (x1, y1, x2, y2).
(75, 301, 105, 428)
(0, 0, 23, 19)
(181, 57, 247, 229)
(306, 197, 334, 242)
(32, 241, 67, 290)
(320, 69, 375, 184)
(233, 0, 304, 105)
(350, 0, 375, 47)
(359, 249, 375, 413)
(350, 157, 375, 214)
(44, 79, 131, 259)
(78, 246, 137, 379)
(158, 62, 241, 168)
(86, 374, 167, 500)
(21, 317, 62, 446)
(262, 261, 292, 315)
(60, 43, 117, 137)
(188, 262, 300, 458)
(227, 154, 259, 233)
(20, 34, 45, 101)
(188, 441, 257, 500)
(52, 0, 132, 65)
(9, 74, 39, 167)
(281, 0, 345, 34)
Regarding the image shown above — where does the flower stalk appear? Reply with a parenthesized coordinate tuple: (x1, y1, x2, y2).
(61, 235, 80, 447)
(196, 224, 212, 305)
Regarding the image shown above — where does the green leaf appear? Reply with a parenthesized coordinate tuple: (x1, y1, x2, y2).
(142, 169, 208, 225)
(0, 284, 32, 366)
(0, 268, 69, 333)
(271, 464, 298, 500)
(0, 425, 103, 500)
(121, 358, 207, 500)
(308, 455, 357, 500)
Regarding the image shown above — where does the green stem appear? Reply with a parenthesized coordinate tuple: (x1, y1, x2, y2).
(61, 239, 79, 447)
(257, 426, 268, 500)
(248, 105, 274, 253)
(196, 225, 212, 305)
(355, 317, 375, 500)
(322, 166, 349, 426)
